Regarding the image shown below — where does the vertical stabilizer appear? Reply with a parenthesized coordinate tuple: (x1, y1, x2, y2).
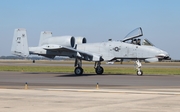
(39, 31, 52, 46)
(11, 28, 29, 57)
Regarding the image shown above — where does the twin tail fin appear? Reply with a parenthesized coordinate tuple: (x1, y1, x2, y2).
(11, 28, 29, 57)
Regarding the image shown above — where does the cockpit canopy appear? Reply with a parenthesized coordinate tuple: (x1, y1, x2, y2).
(122, 27, 143, 42)
(122, 27, 154, 46)
(142, 39, 154, 46)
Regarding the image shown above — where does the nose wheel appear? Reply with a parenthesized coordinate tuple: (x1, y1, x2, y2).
(137, 70, 143, 76)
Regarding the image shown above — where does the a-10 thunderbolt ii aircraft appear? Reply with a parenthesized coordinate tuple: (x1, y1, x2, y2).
(11, 27, 170, 76)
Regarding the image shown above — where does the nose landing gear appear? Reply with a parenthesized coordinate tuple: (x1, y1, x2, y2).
(136, 60, 143, 76)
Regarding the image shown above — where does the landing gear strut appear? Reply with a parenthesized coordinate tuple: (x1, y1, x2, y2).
(136, 60, 143, 76)
(94, 61, 104, 75)
(74, 58, 83, 75)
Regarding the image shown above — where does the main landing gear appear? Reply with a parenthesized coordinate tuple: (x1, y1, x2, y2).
(74, 58, 143, 76)
(74, 67, 83, 75)
(74, 58, 83, 75)
(74, 58, 104, 75)
(136, 60, 143, 76)
(94, 61, 104, 75)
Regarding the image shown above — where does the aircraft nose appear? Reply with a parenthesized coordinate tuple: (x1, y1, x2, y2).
(156, 50, 171, 60)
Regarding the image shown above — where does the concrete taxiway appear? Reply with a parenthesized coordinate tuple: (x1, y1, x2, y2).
(1, 88, 180, 112)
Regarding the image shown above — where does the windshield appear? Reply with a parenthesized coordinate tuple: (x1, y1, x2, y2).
(122, 27, 143, 42)
(142, 39, 154, 46)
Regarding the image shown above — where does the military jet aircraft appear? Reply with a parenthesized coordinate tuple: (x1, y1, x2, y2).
(11, 27, 170, 76)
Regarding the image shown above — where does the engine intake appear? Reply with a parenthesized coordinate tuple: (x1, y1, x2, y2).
(75, 37, 87, 44)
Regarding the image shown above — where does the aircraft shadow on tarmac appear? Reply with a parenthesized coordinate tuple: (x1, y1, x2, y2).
(55, 73, 134, 77)
(24, 72, 164, 77)
(57, 74, 168, 77)
(56, 74, 100, 77)
(23, 72, 104, 76)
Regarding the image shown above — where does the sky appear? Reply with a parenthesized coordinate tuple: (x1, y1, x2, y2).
(0, 0, 180, 59)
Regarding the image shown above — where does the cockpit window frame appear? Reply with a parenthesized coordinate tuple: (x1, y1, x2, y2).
(142, 39, 154, 46)
(122, 27, 143, 42)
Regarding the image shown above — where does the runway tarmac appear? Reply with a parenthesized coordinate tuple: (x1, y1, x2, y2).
(0, 61, 180, 111)
(0, 71, 180, 89)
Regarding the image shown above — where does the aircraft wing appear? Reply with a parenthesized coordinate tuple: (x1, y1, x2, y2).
(43, 45, 102, 61)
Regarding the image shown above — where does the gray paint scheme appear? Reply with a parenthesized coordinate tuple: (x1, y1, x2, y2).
(11, 27, 170, 75)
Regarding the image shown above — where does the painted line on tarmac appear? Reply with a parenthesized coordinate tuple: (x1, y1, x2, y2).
(40, 88, 180, 95)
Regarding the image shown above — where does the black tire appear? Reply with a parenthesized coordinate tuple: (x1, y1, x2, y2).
(74, 67, 83, 75)
(95, 66, 104, 75)
(137, 70, 143, 76)
(32, 60, 35, 63)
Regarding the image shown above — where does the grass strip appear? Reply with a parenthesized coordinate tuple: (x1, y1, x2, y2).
(0, 65, 179, 75)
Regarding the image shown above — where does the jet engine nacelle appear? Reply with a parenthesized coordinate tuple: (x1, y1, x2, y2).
(75, 37, 87, 44)
(41, 36, 75, 48)
(145, 57, 159, 63)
